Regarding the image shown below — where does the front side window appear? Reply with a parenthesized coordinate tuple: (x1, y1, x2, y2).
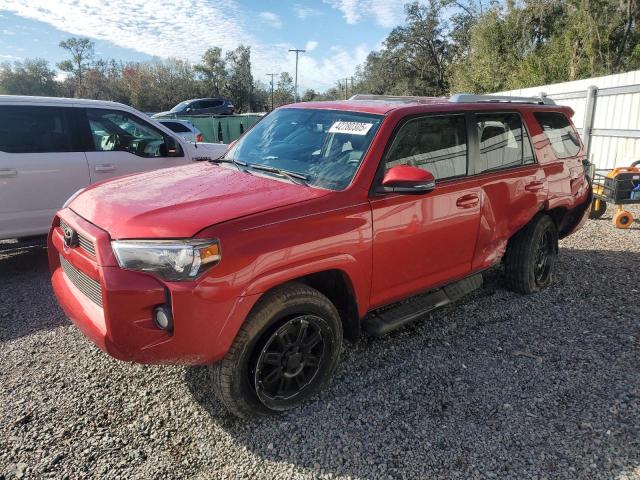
(475, 112, 534, 173)
(225, 108, 382, 190)
(87, 109, 166, 158)
(385, 114, 468, 180)
(534, 112, 580, 158)
(0, 106, 73, 154)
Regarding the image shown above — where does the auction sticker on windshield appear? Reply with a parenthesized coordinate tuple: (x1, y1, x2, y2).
(328, 121, 374, 136)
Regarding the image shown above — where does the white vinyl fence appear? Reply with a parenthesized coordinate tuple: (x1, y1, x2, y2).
(495, 70, 640, 170)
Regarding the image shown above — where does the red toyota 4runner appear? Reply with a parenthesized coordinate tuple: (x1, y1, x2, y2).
(49, 94, 592, 417)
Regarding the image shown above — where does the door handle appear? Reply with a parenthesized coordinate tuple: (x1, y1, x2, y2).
(525, 181, 544, 192)
(94, 164, 116, 173)
(0, 168, 18, 178)
(456, 194, 479, 209)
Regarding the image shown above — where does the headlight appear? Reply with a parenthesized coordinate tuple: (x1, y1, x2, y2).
(111, 239, 221, 281)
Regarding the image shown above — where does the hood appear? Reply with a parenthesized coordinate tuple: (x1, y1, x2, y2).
(184, 142, 228, 160)
(70, 163, 331, 239)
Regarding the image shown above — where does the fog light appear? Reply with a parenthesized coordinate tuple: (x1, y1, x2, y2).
(153, 306, 173, 331)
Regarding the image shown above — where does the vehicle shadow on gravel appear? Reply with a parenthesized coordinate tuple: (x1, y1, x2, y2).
(0, 247, 67, 342)
(187, 248, 640, 479)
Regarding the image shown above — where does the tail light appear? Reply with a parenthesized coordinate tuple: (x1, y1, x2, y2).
(196, 133, 203, 143)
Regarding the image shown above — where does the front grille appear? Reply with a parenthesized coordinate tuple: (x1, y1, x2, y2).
(59, 255, 103, 307)
(59, 219, 96, 256)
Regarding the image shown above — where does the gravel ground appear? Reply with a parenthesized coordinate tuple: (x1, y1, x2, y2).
(1, 209, 639, 480)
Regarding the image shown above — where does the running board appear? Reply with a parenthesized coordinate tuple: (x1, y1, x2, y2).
(364, 273, 483, 336)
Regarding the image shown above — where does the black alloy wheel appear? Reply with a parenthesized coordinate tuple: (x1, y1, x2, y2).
(533, 229, 554, 285)
(254, 315, 328, 409)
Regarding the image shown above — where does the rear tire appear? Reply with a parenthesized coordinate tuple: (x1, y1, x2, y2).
(504, 215, 558, 294)
(211, 283, 343, 418)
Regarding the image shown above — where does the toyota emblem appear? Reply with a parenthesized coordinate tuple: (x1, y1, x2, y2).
(63, 225, 78, 248)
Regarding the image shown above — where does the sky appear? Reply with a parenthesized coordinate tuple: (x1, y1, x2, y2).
(0, 0, 418, 91)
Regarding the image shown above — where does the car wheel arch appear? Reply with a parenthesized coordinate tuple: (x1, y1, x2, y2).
(242, 267, 362, 343)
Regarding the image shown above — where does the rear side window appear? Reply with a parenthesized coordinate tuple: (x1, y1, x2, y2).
(534, 112, 580, 158)
(202, 100, 223, 108)
(162, 121, 190, 133)
(0, 105, 73, 153)
(385, 114, 467, 180)
(475, 112, 534, 173)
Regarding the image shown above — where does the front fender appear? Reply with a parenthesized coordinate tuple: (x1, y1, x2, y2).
(240, 253, 370, 317)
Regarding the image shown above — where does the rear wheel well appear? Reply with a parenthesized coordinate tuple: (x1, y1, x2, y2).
(545, 207, 566, 228)
(283, 270, 360, 342)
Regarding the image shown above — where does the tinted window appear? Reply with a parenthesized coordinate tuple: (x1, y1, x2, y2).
(161, 121, 190, 133)
(475, 112, 534, 173)
(385, 114, 467, 180)
(201, 100, 223, 109)
(0, 106, 73, 153)
(87, 109, 167, 158)
(534, 112, 580, 158)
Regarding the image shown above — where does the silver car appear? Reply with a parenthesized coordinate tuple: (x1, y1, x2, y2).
(158, 119, 203, 143)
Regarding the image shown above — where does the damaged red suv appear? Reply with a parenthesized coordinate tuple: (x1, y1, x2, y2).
(49, 94, 591, 417)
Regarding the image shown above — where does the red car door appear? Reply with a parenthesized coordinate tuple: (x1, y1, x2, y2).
(469, 110, 548, 271)
(369, 113, 482, 308)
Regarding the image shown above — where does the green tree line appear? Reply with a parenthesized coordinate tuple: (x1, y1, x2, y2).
(1, 0, 638, 109)
(346, 0, 640, 97)
(0, 39, 291, 113)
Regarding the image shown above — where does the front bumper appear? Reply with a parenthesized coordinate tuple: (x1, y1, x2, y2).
(49, 209, 259, 365)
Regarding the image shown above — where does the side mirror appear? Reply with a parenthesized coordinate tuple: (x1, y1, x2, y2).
(164, 136, 183, 157)
(377, 165, 436, 194)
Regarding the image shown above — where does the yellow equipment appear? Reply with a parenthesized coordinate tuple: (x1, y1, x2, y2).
(590, 161, 640, 228)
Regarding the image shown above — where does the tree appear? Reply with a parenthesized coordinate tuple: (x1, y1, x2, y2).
(57, 37, 95, 97)
(352, 1, 452, 96)
(274, 72, 295, 106)
(194, 47, 226, 96)
(0, 59, 58, 96)
(224, 45, 253, 112)
(301, 88, 319, 102)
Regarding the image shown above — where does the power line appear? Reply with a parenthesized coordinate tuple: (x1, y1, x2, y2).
(288, 48, 306, 102)
(266, 73, 277, 111)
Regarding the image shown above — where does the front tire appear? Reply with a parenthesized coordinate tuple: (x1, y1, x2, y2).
(504, 215, 558, 294)
(211, 283, 343, 418)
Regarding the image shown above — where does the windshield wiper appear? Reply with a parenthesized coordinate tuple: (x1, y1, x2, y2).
(247, 163, 309, 186)
(208, 157, 248, 172)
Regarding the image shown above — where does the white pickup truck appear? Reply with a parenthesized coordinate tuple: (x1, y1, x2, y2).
(0, 95, 228, 241)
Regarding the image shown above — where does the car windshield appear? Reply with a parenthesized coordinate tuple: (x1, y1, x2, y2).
(170, 101, 190, 113)
(224, 108, 382, 190)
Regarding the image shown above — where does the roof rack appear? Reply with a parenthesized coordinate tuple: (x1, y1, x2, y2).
(449, 93, 555, 105)
(349, 94, 442, 102)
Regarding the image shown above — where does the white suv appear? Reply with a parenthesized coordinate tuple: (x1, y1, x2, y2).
(0, 96, 228, 240)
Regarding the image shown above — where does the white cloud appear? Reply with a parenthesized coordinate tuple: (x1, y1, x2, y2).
(305, 40, 318, 52)
(3, 29, 16, 35)
(0, 0, 365, 90)
(324, 0, 409, 28)
(293, 5, 323, 19)
(258, 11, 282, 29)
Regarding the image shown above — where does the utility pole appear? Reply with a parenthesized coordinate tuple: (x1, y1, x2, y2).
(344, 78, 349, 99)
(266, 73, 277, 111)
(288, 48, 306, 102)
